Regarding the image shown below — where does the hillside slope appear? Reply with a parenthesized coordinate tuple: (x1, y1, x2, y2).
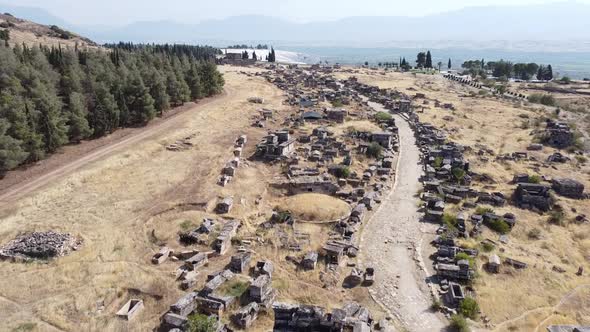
(0, 12, 98, 49)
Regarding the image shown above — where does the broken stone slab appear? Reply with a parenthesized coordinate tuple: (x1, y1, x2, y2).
(116, 299, 144, 321)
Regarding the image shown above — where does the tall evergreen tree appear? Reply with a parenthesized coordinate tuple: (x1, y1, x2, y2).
(0, 119, 28, 176)
(269, 47, 276, 62)
(425, 51, 433, 69)
(546, 65, 553, 80)
(89, 82, 119, 137)
(124, 73, 156, 125)
(66, 92, 92, 142)
(186, 63, 204, 100)
(448, 58, 452, 69)
(200, 62, 224, 97)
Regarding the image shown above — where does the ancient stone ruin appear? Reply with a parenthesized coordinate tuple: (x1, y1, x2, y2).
(0, 231, 82, 261)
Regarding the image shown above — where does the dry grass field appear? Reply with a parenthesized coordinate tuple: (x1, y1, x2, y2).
(0, 13, 99, 50)
(335, 69, 590, 331)
(278, 193, 351, 222)
(0, 65, 387, 332)
(0, 66, 290, 331)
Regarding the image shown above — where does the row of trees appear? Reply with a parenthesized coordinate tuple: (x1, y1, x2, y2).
(373, 51, 434, 71)
(461, 59, 554, 80)
(0, 43, 224, 175)
(227, 44, 268, 50)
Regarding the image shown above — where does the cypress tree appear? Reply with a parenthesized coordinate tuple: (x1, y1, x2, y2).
(425, 51, 433, 69)
(546, 65, 553, 80)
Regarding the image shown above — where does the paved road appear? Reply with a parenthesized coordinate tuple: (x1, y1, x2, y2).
(359, 101, 446, 331)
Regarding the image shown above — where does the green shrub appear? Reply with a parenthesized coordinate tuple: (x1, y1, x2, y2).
(575, 155, 587, 164)
(431, 298, 442, 311)
(488, 219, 511, 234)
(433, 156, 444, 169)
(333, 166, 351, 179)
(331, 99, 344, 107)
(187, 313, 217, 332)
(528, 93, 556, 106)
(475, 206, 494, 215)
(459, 297, 480, 319)
(528, 175, 541, 184)
(375, 111, 392, 122)
(366, 142, 383, 159)
(180, 220, 194, 230)
(443, 213, 458, 230)
(450, 314, 470, 332)
(455, 252, 475, 268)
(452, 167, 466, 182)
(0, 28, 9, 41)
(481, 242, 495, 252)
(548, 210, 565, 226)
(219, 280, 250, 297)
(13, 323, 37, 332)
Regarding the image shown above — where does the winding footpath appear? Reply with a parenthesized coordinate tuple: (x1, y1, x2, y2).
(359, 101, 446, 331)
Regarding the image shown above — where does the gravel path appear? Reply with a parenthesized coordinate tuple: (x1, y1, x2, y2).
(359, 101, 446, 331)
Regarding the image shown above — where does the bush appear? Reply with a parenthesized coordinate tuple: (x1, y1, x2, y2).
(488, 219, 511, 234)
(333, 166, 351, 179)
(187, 313, 217, 332)
(433, 156, 444, 169)
(528, 174, 541, 184)
(481, 242, 495, 252)
(475, 206, 494, 215)
(452, 167, 466, 182)
(560, 76, 571, 84)
(443, 213, 458, 231)
(459, 297, 480, 319)
(219, 280, 250, 297)
(455, 252, 475, 268)
(331, 99, 344, 107)
(528, 93, 556, 106)
(180, 220, 194, 230)
(528, 228, 542, 240)
(366, 142, 383, 159)
(548, 210, 565, 226)
(0, 28, 8, 41)
(431, 298, 442, 311)
(450, 314, 470, 332)
(375, 111, 392, 122)
(49, 25, 73, 39)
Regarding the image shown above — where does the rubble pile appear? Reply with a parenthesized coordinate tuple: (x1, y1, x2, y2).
(0, 231, 81, 261)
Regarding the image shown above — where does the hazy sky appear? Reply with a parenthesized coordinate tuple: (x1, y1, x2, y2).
(4, 0, 590, 25)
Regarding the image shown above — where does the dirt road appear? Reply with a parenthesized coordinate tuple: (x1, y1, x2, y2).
(0, 89, 231, 206)
(359, 101, 446, 331)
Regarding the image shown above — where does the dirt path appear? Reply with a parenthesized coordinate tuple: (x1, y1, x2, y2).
(359, 101, 446, 331)
(0, 89, 231, 206)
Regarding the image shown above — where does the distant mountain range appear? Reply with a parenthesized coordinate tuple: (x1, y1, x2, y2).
(1, 2, 590, 46)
